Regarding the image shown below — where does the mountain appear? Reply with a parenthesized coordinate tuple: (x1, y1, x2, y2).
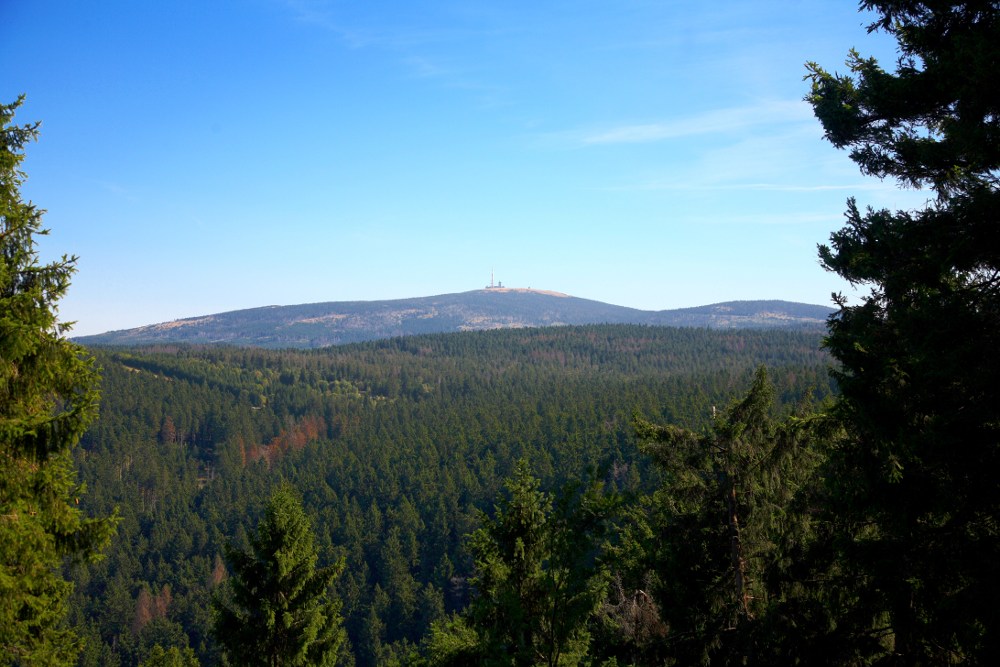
(74, 288, 834, 348)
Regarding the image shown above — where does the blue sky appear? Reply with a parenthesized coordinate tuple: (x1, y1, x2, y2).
(4, 1, 926, 336)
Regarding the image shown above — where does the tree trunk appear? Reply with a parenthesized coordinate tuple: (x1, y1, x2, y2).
(727, 480, 751, 621)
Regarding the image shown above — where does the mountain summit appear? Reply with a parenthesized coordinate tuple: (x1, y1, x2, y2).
(75, 289, 833, 349)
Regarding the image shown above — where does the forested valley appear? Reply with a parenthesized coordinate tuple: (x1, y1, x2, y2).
(5, 1, 1000, 665)
(65, 326, 834, 666)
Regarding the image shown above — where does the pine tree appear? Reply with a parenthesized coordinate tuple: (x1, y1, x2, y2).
(0, 96, 117, 666)
(806, 2, 1000, 662)
(213, 484, 346, 667)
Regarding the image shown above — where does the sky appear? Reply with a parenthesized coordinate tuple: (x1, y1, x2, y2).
(3, 1, 928, 337)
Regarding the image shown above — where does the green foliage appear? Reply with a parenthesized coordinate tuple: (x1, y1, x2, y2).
(139, 645, 200, 667)
(426, 462, 611, 667)
(14, 6, 993, 664)
(806, 2, 1000, 662)
(420, 615, 481, 667)
(806, 2, 998, 194)
(616, 367, 826, 665)
(213, 485, 346, 666)
(63, 325, 832, 665)
(0, 97, 117, 666)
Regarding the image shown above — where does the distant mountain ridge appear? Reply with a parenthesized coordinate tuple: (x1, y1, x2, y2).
(75, 288, 834, 349)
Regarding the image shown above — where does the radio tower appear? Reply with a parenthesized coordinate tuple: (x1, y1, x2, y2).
(485, 268, 503, 289)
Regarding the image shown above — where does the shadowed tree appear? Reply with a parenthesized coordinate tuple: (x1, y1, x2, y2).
(629, 367, 825, 665)
(806, 2, 1000, 662)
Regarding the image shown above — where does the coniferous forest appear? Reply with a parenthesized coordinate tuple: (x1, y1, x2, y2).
(65, 329, 834, 666)
(3, 2, 999, 665)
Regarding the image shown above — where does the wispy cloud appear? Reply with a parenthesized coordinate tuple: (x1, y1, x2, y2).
(397, 54, 510, 109)
(94, 180, 140, 202)
(580, 99, 813, 145)
(403, 55, 452, 79)
(280, 0, 510, 108)
(281, 0, 506, 50)
(614, 181, 897, 193)
(281, 0, 371, 48)
(673, 211, 846, 226)
(584, 116, 933, 213)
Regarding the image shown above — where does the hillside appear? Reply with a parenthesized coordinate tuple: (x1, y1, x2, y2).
(75, 288, 834, 348)
(67, 324, 833, 666)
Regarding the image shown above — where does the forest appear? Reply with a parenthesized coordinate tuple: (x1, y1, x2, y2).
(65, 327, 834, 666)
(3, 1, 999, 665)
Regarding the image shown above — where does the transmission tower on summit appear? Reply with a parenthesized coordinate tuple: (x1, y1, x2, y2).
(485, 269, 503, 289)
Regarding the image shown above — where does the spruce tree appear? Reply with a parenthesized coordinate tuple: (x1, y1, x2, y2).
(423, 462, 608, 667)
(630, 367, 824, 665)
(806, 2, 1000, 662)
(0, 96, 117, 666)
(467, 462, 607, 667)
(213, 485, 346, 667)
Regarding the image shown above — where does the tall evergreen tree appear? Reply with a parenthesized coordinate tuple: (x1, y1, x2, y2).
(629, 367, 824, 665)
(213, 484, 346, 667)
(806, 2, 1000, 662)
(0, 96, 117, 666)
(424, 462, 609, 667)
(471, 463, 608, 667)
